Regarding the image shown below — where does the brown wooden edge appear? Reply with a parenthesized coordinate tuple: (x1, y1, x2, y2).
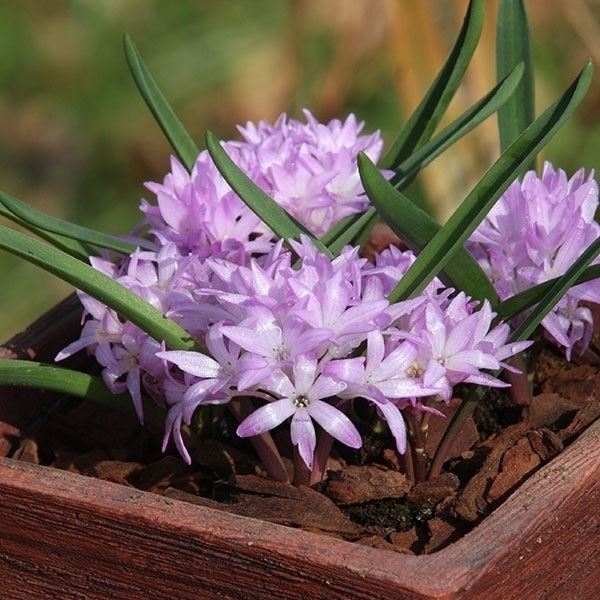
(0, 418, 598, 599)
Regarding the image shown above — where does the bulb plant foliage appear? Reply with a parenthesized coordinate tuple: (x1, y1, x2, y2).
(0, 0, 597, 486)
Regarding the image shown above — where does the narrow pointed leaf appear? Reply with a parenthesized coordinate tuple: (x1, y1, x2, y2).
(388, 62, 593, 303)
(0, 225, 195, 350)
(325, 64, 523, 254)
(0, 359, 128, 407)
(123, 33, 199, 172)
(391, 63, 524, 188)
(358, 154, 498, 302)
(510, 238, 600, 342)
(496, 265, 600, 321)
(321, 214, 356, 246)
(205, 131, 332, 257)
(497, 0, 535, 169)
(0, 203, 89, 259)
(379, 0, 485, 169)
(322, 209, 373, 248)
(326, 210, 377, 255)
(0, 190, 155, 255)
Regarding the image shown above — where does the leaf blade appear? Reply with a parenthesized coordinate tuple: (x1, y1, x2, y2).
(497, 0, 535, 165)
(326, 210, 377, 256)
(123, 33, 199, 172)
(325, 63, 524, 254)
(0, 225, 195, 350)
(391, 63, 524, 189)
(358, 154, 498, 303)
(0, 190, 155, 255)
(0, 203, 90, 259)
(510, 238, 600, 342)
(0, 359, 127, 407)
(205, 131, 333, 257)
(388, 62, 593, 303)
(495, 265, 600, 321)
(379, 0, 485, 169)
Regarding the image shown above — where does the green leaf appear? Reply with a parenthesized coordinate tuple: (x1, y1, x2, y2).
(388, 62, 593, 303)
(391, 63, 524, 188)
(379, 0, 485, 169)
(0, 225, 195, 351)
(0, 190, 155, 255)
(495, 265, 600, 321)
(326, 210, 377, 256)
(0, 203, 90, 260)
(358, 153, 498, 303)
(123, 33, 199, 173)
(321, 214, 356, 246)
(205, 131, 333, 257)
(510, 238, 600, 342)
(0, 359, 129, 408)
(497, 0, 535, 168)
(318, 63, 523, 254)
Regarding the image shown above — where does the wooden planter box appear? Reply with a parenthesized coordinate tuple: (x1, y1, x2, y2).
(1, 298, 599, 599)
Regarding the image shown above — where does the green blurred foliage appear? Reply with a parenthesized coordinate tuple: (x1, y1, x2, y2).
(0, 0, 598, 339)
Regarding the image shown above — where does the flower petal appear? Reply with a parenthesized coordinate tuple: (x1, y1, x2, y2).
(290, 410, 317, 470)
(157, 350, 222, 378)
(322, 358, 365, 385)
(236, 398, 295, 437)
(292, 354, 318, 397)
(372, 399, 406, 454)
(308, 400, 362, 448)
(309, 375, 346, 401)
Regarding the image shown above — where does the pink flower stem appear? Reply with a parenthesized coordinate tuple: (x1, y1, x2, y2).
(429, 388, 484, 480)
(292, 447, 311, 487)
(309, 431, 334, 485)
(406, 409, 428, 483)
(504, 356, 531, 406)
(401, 437, 416, 483)
(228, 398, 289, 483)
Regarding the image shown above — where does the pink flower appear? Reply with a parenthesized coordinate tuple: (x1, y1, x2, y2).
(237, 354, 362, 469)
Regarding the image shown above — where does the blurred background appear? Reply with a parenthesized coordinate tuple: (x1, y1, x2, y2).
(0, 0, 599, 339)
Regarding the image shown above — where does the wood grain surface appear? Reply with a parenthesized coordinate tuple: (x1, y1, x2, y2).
(0, 418, 597, 599)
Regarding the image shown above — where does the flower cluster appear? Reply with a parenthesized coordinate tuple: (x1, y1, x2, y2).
(58, 112, 531, 469)
(469, 162, 600, 359)
(141, 110, 383, 254)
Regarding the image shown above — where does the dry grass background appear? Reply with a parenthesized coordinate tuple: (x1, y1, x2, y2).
(0, 0, 598, 339)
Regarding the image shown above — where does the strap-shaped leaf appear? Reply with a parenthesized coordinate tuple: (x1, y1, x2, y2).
(379, 0, 485, 169)
(123, 33, 199, 173)
(326, 210, 376, 256)
(322, 210, 373, 250)
(0, 190, 155, 255)
(497, 0, 535, 168)
(324, 63, 523, 253)
(205, 131, 333, 257)
(388, 62, 593, 303)
(0, 203, 89, 260)
(495, 265, 600, 321)
(0, 225, 195, 350)
(321, 214, 356, 246)
(358, 153, 498, 303)
(510, 238, 600, 342)
(0, 359, 128, 407)
(391, 63, 524, 188)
